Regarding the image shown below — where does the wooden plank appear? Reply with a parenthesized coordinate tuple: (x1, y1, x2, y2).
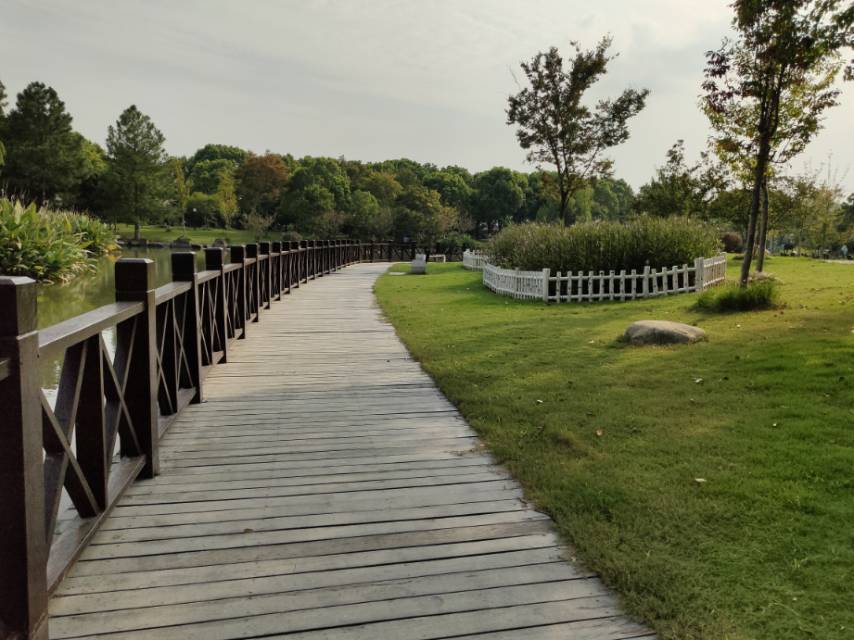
(51, 587, 619, 640)
(68, 520, 554, 576)
(81, 511, 547, 560)
(120, 469, 505, 501)
(90, 499, 537, 543)
(51, 565, 602, 637)
(51, 548, 577, 615)
(56, 534, 563, 596)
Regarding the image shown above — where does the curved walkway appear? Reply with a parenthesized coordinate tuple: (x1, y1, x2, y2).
(48, 263, 652, 639)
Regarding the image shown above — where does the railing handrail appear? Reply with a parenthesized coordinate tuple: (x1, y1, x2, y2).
(37, 301, 144, 358)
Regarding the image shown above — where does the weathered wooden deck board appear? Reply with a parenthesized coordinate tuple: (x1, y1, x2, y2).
(48, 263, 652, 639)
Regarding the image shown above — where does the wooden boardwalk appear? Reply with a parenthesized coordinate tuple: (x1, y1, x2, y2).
(48, 263, 652, 640)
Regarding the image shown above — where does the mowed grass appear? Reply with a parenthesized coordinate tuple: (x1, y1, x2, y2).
(116, 224, 260, 245)
(375, 258, 854, 640)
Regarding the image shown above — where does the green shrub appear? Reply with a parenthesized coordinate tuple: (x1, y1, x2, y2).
(488, 218, 720, 273)
(69, 212, 118, 255)
(721, 231, 743, 253)
(696, 279, 779, 312)
(0, 197, 116, 282)
(435, 232, 483, 257)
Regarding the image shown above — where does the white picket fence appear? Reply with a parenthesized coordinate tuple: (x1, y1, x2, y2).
(462, 250, 487, 270)
(464, 251, 728, 303)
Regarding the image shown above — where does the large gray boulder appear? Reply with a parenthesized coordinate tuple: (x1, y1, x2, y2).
(624, 320, 706, 345)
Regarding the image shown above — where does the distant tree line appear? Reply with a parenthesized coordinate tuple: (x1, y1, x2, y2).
(0, 78, 640, 247)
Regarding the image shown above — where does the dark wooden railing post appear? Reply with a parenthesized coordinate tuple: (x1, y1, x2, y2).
(245, 243, 260, 321)
(171, 252, 203, 404)
(291, 241, 300, 287)
(205, 248, 229, 363)
(114, 259, 159, 479)
(272, 241, 283, 300)
(231, 245, 248, 339)
(259, 242, 272, 309)
(305, 240, 314, 279)
(0, 277, 49, 640)
(298, 240, 307, 282)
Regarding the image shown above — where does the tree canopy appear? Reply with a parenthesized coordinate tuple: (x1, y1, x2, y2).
(2, 82, 89, 203)
(507, 37, 648, 225)
(101, 105, 170, 228)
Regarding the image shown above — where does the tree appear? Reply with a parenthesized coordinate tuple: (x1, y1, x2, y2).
(0, 79, 7, 167)
(634, 141, 720, 217)
(703, 0, 853, 284)
(187, 158, 239, 226)
(507, 37, 648, 225)
(777, 164, 847, 255)
(188, 159, 232, 194)
(591, 178, 634, 221)
(344, 189, 392, 240)
(424, 170, 474, 211)
(74, 135, 109, 214)
(470, 167, 526, 235)
(392, 185, 458, 250)
(357, 170, 403, 205)
(185, 192, 224, 227)
(1, 82, 88, 203)
(101, 105, 170, 236)
(843, 193, 854, 230)
(243, 211, 274, 239)
(172, 158, 190, 223)
(235, 153, 290, 217)
(186, 143, 246, 173)
(279, 157, 351, 232)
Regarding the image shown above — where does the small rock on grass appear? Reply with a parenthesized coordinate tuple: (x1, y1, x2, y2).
(624, 320, 707, 346)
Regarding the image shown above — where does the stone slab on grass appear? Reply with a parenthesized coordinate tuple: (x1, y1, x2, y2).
(625, 320, 707, 345)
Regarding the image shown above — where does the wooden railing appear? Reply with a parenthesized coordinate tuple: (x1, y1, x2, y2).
(0, 239, 414, 640)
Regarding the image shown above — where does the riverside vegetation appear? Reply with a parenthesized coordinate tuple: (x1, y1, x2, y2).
(0, 197, 117, 281)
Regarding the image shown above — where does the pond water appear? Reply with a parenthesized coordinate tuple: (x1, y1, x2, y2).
(36, 248, 206, 399)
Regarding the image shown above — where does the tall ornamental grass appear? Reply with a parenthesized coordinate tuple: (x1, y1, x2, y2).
(0, 198, 118, 282)
(488, 218, 720, 273)
(696, 278, 779, 312)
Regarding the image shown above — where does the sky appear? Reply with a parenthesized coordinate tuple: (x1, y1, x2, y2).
(2, 0, 853, 191)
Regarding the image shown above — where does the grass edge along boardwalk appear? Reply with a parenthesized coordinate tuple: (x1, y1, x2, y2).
(47, 262, 652, 640)
(375, 259, 854, 640)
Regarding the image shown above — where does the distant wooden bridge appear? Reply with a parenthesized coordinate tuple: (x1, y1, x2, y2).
(0, 242, 652, 639)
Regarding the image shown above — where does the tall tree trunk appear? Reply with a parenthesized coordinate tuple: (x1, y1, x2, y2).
(740, 141, 771, 286)
(133, 221, 141, 241)
(560, 191, 570, 227)
(756, 177, 770, 272)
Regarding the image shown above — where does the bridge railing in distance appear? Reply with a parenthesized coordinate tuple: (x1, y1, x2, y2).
(0, 238, 414, 639)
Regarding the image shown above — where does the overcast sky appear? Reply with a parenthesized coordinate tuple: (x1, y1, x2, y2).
(2, 0, 853, 190)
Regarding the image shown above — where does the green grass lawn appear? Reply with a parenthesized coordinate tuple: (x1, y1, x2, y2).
(116, 224, 262, 245)
(375, 257, 854, 640)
